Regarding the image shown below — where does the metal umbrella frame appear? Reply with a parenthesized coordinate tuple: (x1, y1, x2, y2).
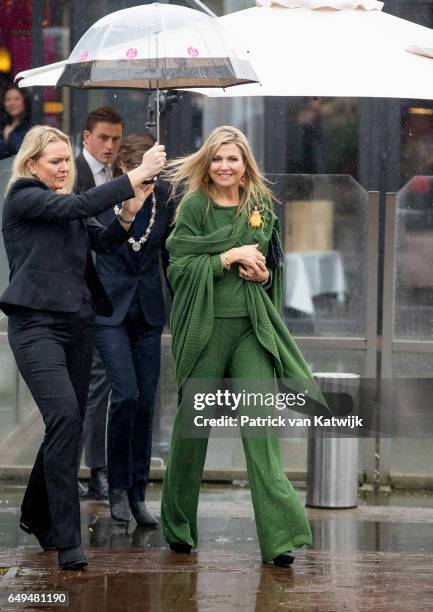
(16, 2, 259, 142)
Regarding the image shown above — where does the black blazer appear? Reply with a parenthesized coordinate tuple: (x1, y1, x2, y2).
(75, 152, 96, 193)
(73, 153, 175, 327)
(0, 175, 134, 316)
(94, 188, 175, 327)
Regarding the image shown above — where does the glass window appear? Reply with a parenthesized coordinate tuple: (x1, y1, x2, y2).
(268, 174, 369, 338)
(286, 98, 359, 178)
(394, 176, 433, 340)
(401, 103, 433, 186)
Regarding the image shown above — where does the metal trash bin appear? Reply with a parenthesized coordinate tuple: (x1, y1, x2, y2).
(306, 372, 360, 509)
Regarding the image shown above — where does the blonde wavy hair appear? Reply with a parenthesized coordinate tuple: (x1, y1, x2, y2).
(7, 125, 76, 193)
(164, 125, 274, 220)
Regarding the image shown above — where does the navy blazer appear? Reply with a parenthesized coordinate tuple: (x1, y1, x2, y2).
(0, 175, 134, 316)
(94, 186, 175, 327)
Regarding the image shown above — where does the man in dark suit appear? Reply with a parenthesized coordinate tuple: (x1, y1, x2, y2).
(1, 127, 166, 568)
(75, 107, 124, 499)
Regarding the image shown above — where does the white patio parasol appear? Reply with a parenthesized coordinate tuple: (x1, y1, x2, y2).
(15, 3, 258, 140)
(190, 0, 433, 99)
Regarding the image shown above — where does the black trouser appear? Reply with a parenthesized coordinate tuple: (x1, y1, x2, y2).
(95, 294, 162, 497)
(8, 308, 94, 549)
(81, 347, 110, 470)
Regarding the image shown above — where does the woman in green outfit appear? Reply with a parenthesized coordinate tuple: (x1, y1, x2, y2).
(161, 126, 329, 567)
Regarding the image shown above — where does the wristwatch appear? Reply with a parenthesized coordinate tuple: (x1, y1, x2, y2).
(261, 269, 271, 287)
(143, 175, 158, 184)
(118, 210, 135, 224)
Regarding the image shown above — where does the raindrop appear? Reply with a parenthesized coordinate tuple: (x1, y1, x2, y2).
(215, 536, 232, 543)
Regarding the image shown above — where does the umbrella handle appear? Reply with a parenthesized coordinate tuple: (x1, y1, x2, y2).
(156, 84, 160, 143)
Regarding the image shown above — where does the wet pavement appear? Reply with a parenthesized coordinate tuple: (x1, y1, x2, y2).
(1, 484, 433, 611)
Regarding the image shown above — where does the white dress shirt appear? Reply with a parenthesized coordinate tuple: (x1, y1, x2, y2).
(83, 148, 112, 186)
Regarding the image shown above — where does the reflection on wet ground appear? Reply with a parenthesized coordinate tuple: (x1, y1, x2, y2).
(1, 484, 433, 610)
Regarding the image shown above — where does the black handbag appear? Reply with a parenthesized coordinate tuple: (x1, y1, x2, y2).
(266, 226, 284, 271)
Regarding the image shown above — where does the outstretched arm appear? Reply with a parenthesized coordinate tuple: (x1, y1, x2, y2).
(6, 144, 166, 225)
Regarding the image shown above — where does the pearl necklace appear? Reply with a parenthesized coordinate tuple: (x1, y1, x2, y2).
(114, 192, 157, 252)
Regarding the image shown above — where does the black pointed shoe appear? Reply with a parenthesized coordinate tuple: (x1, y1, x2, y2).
(109, 489, 132, 523)
(169, 542, 192, 554)
(270, 552, 295, 567)
(129, 500, 159, 527)
(58, 546, 88, 570)
(20, 519, 56, 551)
(87, 467, 109, 500)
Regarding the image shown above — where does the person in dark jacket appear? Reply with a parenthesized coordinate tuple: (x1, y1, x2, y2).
(0, 125, 166, 570)
(94, 133, 175, 526)
(74, 106, 124, 501)
(0, 85, 32, 160)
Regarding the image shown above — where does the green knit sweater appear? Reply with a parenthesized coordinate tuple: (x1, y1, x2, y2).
(166, 191, 330, 417)
(171, 193, 271, 316)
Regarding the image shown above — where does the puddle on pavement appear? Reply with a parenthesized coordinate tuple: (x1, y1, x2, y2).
(2, 485, 433, 611)
(0, 487, 433, 554)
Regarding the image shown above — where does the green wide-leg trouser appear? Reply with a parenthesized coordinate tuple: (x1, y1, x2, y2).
(161, 317, 312, 562)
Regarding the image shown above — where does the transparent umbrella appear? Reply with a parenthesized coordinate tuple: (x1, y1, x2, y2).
(16, 3, 258, 141)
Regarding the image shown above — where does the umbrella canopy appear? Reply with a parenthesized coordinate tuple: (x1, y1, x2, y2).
(15, 3, 258, 141)
(16, 4, 257, 89)
(56, 3, 257, 90)
(190, 0, 433, 99)
(15, 60, 67, 88)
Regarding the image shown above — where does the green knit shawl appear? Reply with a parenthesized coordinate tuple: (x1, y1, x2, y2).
(166, 197, 330, 417)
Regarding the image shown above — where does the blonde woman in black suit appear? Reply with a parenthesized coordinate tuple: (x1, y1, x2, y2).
(0, 125, 165, 570)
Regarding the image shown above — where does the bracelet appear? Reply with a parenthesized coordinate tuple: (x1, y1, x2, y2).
(221, 253, 231, 271)
(117, 212, 135, 224)
(261, 272, 271, 286)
